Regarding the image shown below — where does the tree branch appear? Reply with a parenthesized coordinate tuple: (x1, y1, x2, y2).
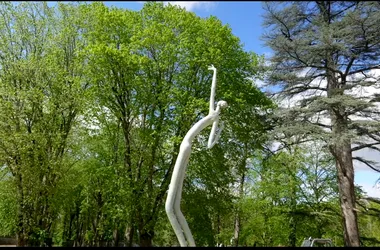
(351, 142, 380, 152)
(344, 56, 356, 77)
(352, 156, 380, 172)
(346, 65, 380, 76)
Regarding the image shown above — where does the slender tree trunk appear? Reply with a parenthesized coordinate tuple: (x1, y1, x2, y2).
(233, 168, 245, 247)
(328, 107, 359, 246)
(288, 207, 296, 247)
(233, 214, 240, 247)
(330, 141, 359, 246)
(288, 183, 297, 247)
(40, 191, 53, 247)
(125, 224, 135, 247)
(139, 229, 154, 247)
(112, 227, 119, 247)
(216, 212, 221, 246)
(16, 174, 27, 247)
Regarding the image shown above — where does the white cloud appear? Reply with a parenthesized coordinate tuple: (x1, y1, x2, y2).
(254, 79, 265, 88)
(352, 144, 380, 171)
(262, 51, 273, 61)
(246, 76, 266, 89)
(163, 1, 217, 12)
(356, 182, 380, 198)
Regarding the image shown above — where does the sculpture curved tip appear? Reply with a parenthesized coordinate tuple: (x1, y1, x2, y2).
(208, 64, 216, 71)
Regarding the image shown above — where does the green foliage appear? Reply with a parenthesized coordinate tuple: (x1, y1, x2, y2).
(0, 1, 378, 248)
(0, 1, 272, 246)
(0, 173, 17, 236)
(78, 1, 274, 246)
(238, 143, 345, 246)
(0, 1, 88, 245)
(358, 199, 380, 246)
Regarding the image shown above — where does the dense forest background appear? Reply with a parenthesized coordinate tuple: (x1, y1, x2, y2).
(0, 1, 380, 247)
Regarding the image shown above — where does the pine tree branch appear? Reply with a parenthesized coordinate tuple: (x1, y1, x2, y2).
(313, 122, 332, 130)
(355, 200, 368, 212)
(350, 123, 380, 137)
(286, 85, 328, 96)
(331, 3, 358, 20)
(266, 137, 317, 155)
(363, 196, 380, 205)
(346, 65, 380, 77)
(368, 133, 380, 142)
(352, 156, 380, 172)
(286, 49, 344, 76)
(351, 142, 380, 152)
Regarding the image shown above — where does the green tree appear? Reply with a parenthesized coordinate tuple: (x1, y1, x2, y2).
(357, 197, 380, 246)
(240, 142, 344, 246)
(0, 166, 17, 236)
(81, 1, 273, 246)
(0, 2, 87, 246)
(261, 1, 380, 246)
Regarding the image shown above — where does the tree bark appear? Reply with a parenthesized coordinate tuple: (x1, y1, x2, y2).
(112, 227, 119, 247)
(125, 224, 135, 247)
(288, 204, 297, 247)
(233, 165, 246, 247)
(233, 214, 240, 247)
(16, 174, 27, 247)
(324, 31, 360, 245)
(139, 229, 154, 247)
(330, 141, 359, 246)
(288, 178, 297, 247)
(328, 100, 360, 246)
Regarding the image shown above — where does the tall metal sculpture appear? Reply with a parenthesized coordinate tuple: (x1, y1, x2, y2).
(165, 65, 228, 246)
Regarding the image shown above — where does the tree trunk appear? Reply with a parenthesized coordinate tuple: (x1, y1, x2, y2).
(112, 227, 119, 247)
(16, 174, 27, 247)
(331, 141, 360, 246)
(139, 229, 154, 247)
(288, 185, 297, 247)
(328, 106, 359, 246)
(125, 225, 135, 247)
(233, 214, 240, 247)
(325, 42, 360, 246)
(288, 214, 296, 247)
(216, 213, 221, 246)
(233, 168, 245, 247)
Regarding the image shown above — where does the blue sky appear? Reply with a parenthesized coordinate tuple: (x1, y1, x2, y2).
(102, 1, 380, 197)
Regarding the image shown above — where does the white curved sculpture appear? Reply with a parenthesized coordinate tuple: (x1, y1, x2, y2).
(165, 65, 228, 247)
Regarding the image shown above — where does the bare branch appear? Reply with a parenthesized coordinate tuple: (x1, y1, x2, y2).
(363, 196, 380, 205)
(287, 86, 328, 96)
(351, 142, 380, 152)
(344, 56, 356, 76)
(353, 156, 380, 172)
(346, 65, 380, 76)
